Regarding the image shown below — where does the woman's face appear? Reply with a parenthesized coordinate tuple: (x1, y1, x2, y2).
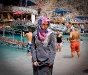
(58, 31, 60, 35)
(41, 21, 49, 30)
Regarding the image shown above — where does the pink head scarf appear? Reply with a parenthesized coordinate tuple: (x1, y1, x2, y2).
(37, 16, 50, 41)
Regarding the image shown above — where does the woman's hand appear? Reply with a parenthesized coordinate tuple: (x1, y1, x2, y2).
(22, 32, 24, 36)
(49, 63, 52, 66)
(33, 61, 39, 66)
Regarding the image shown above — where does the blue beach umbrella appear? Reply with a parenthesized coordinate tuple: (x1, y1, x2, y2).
(23, 0, 37, 7)
(54, 9, 71, 15)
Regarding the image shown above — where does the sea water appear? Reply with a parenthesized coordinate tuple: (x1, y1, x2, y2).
(0, 33, 88, 61)
(0, 33, 28, 60)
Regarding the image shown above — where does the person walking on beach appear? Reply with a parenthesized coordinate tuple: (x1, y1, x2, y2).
(31, 16, 56, 75)
(56, 31, 63, 52)
(23, 29, 32, 55)
(80, 24, 85, 33)
(69, 28, 80, 58)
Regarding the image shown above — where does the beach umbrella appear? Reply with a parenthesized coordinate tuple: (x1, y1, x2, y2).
(19, 0, 37, 7)
(13, 11, 24, 19)
(13, 11, 24, 15)
(54, 9, 71, 15)
(25, 0, 36, 6)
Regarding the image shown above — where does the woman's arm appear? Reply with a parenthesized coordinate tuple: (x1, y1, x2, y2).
(31, 34, 37, 62)
(48, 33, 56, 65)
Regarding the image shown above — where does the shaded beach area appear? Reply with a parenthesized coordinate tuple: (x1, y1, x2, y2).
(0, 35, 88, 75)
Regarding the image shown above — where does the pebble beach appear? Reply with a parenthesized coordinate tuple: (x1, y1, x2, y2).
(0, 38, 88, 75)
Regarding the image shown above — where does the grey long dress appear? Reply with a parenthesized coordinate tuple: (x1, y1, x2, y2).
(31, 30, 56, 75)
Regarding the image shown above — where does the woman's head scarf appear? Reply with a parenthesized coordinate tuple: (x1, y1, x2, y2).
(36, 16, 50, 41)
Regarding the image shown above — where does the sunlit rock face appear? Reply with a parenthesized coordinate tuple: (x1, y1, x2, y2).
(0, 0, 88, 16)
(33, 0, 88, 16)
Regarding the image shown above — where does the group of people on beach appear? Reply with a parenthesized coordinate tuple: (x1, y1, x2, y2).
(56, 27, 80, 58)
(22, 16, 81, 75)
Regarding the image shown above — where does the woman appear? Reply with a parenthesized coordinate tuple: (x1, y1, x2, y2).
(31, 16, 56, 75)
(56, 31, 63, 52)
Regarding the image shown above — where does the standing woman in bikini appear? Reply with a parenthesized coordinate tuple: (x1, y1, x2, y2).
(56, 31, 63, 52)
